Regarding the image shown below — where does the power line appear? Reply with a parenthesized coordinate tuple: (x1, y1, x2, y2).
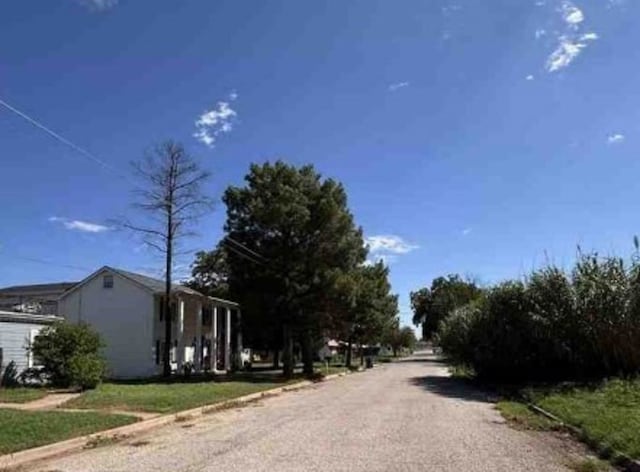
(0, 97, 266, 270)
(224, 236, 267, 262)
(0, 97, 135, 185)
(222, 240, 265, 266)
(5, 254, 93, 272)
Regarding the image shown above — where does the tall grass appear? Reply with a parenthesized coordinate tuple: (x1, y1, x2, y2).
(436, 252, 640, 382)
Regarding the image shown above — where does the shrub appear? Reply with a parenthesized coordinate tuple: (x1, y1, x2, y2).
(435, 303, 482, 368)
(68, 354, 106, 390)
(573, 254, 635, 377)
(31, 322, 105, 389)
(19, 368, 47, 385)
(434, 251, 640, 383)
(527, 266, 581, 378)
(471, 281, 536, 381)
(1, 361, 19, 388)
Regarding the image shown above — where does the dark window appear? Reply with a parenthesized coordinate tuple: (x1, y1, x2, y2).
(155, 340, 160, 365)
(103, 275, 114, 289)
(202, 306, 212, 326)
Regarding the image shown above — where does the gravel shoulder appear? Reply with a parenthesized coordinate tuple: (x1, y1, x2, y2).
(32, 351, 589, 472)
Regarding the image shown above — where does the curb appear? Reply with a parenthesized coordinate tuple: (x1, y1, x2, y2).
(0, 370, 352, 470)
(526, 403, 640, 472)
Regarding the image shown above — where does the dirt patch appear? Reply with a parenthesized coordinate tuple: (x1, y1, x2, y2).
(84, 434, 127, 450)
(128, 440, 151, 448)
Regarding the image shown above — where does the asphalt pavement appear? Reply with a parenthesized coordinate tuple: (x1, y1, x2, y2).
(32, 350, 586, 472)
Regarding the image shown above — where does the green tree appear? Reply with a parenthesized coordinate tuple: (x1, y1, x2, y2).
(398, 326, 417, 352)
(384, 323, 417, 356)
(334, 262, 398, 367)
(223, 161, 366, 377)
(31, 322, 106, 389)
(186, 244, 230, 299)
(411, 275, 483, 340)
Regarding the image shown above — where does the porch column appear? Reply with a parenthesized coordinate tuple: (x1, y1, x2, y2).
(195, 300, 202, 372)
(210, 304, 218, 372)
(224, 306, 231, 371)
(176, 297, 185, 370)
(237, 309, 243, 367)
(231, 309, 243, 370)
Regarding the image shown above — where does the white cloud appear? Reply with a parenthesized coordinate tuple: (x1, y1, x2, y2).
(76, 0, 118, 11)
(535, 29, 547, 39)
(193, 94, 238, 148)
(461, 228, 472, 236)
(49, 216, 110, 233)
(365, 254, 398, 266)
(364, 234, 417, 266)
(561, 1, 584, 27)
(546, 36, 587, 72)
(366, 235, 418, 255)
(543, 1, 598, 73)
(441, 4, 462, 15)
(608, 133, 625, 144)
(526, 74, 535, 81)
(580, 32, 598, 41)
(388, 81, 410, 92)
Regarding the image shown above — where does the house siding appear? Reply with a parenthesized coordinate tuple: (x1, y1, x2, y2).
(59, 270, 156, 379)
(0, 321, 45, 375)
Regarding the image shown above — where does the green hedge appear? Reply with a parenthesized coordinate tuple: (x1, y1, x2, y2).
(436, 254, 640, 382)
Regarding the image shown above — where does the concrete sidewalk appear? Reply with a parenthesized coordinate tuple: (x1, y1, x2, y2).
(0, 392, 80, 411)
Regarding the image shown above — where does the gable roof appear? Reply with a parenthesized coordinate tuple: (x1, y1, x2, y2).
(110, 267, 202, 296)
(0, 282, 78, 296)
(0, 310, 63, 324)
(60, 266, 238, 306)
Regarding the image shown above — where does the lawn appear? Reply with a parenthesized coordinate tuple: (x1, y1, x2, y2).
(0, 409, 137, 455)
(64, 380, 290, 414)
(0, 388, 47, 404)
(534, 380, 640, 460)
(313, 362, 349, 376)
(496, 400, 558, 431)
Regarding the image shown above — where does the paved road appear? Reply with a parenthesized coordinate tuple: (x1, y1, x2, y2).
(33, 351, 582, 472)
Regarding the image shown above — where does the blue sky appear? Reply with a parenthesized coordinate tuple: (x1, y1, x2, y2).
(1, 0, 639, 327)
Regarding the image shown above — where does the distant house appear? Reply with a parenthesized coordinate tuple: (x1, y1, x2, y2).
(0, 311, 62, 377)
(317, 339, 340, 360)
(58, 266, 241, 379)
(0, 282, 77, 315)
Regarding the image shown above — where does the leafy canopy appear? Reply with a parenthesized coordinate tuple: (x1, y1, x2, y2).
(411, 274, 483, 340)
(222, 161, 367, 363)
(31, 322, 106, 389)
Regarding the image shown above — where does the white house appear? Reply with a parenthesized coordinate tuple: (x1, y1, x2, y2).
(58, 266, 242, 379)
(0, 311, 62, 376)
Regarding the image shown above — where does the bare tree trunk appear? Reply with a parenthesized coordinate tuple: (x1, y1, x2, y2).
(345, 336, 353, 368)
(272, 349, 279, 369)
(301, 331, 314, 376)
(125, 141, 213, 379)
(282, 324, 294, 378)
(163, 192, 174, 378)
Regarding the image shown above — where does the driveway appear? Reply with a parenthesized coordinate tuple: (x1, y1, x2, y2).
(32, 351, 584, 472)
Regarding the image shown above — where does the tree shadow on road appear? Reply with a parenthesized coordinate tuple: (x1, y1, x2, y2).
(395, 356, 448, 365)
(409, 375, 495, 403)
